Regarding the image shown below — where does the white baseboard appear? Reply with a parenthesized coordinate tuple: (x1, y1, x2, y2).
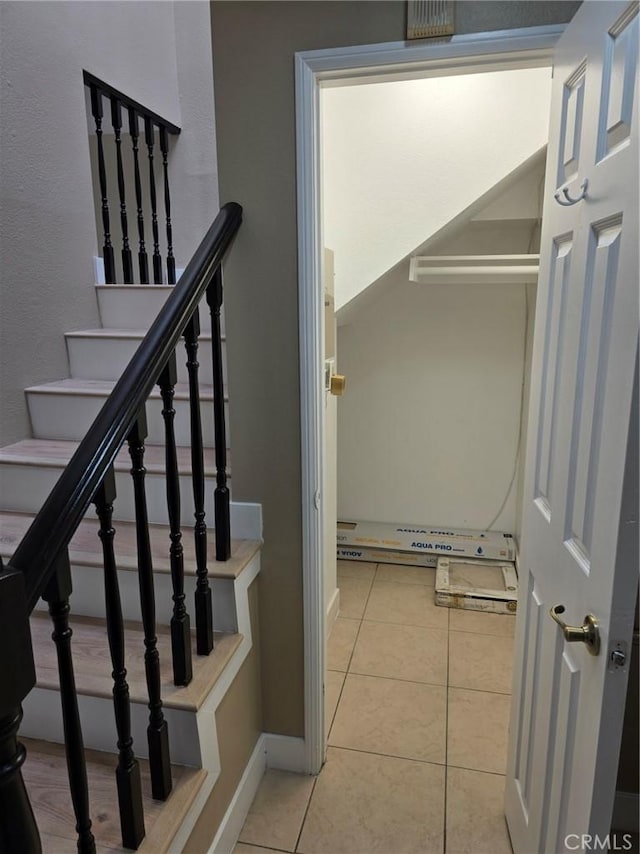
(326, 587, 340, 640)
(612, 790, 640, 833)
(230, 501, 263, 541)
(208, 734, 267, 854)
(207, 732, 308, 854)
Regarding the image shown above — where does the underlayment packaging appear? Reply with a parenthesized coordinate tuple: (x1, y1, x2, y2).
(337, 519, 516, 564)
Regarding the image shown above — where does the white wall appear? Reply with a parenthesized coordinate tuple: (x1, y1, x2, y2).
(337, 266, 528, 533)
(0, 0, 218, 444)
(321, 66, 552, 311)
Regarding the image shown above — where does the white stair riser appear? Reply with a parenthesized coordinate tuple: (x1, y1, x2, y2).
(66, 335, 227, 386)
(27, 391, 228, 445)
(22, 689, 202, 767)
(33, 570, 238, 632)
(0, 463, 226, 528)
(96, 288, 222, 336)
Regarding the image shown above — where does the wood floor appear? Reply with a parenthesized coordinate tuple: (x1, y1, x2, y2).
(22, 738, 206, 853)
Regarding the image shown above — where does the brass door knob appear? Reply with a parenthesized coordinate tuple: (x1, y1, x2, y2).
(330, 374, 346, 396)
(550, 605, 600, 656)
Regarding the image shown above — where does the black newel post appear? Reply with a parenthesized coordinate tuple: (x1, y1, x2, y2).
(184, 310, 214, 654)
(207, 268, 231, 561)
(0, 562, 41, 854)
(89, 85, 115, 284)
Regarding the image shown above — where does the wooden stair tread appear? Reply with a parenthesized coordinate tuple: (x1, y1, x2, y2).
(24, 378, 227, 401)
(0, 511, 259, 580)
(22, 737, 206, 853)
(30, 611, 243, 712)
(0, 438, 228, 475)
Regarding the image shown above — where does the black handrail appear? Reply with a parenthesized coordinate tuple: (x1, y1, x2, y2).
(83, 72, 181, 136)
(8, 202, 242, 612)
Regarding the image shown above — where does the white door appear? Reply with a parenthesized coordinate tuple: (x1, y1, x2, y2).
(505, 2, 639, 852)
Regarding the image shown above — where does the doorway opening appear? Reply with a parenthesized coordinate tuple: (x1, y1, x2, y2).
(295, 26, 565, 775)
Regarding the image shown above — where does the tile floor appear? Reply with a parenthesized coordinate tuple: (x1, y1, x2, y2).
(235, 560, 516, 854)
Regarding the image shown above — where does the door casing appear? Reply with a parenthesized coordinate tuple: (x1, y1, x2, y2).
(294, 24, 566, 776)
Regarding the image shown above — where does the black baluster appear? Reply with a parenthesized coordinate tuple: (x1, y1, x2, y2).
(158, 354, 193, 685)
(94, 470, 145, 849)
(42, 552, 96, 854)
(111, 98, 133, 284)
(128, 108, 149, 284)
(206, 268, 231, 561)
(159, 128, 176, 286)
(127, 411, 172, 800)
(0, 562, 40, 854)
(184, 311, 213, 655)
(144, 117, 163, 285)
(90, 85, 115, 284)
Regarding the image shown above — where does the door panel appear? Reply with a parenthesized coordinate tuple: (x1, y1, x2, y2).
(505, 2, 639, 851)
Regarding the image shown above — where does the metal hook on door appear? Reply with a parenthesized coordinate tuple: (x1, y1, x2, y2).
(554, 178, 589, 206)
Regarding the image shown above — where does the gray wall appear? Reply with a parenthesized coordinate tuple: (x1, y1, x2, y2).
(0, 0, 218, 444)
(210, 0, 581, 737)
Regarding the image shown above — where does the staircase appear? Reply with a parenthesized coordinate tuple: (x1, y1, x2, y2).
(0, 198, 262, 851)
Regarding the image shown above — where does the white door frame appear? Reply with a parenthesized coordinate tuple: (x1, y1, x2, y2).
(295, 24, 566, 775)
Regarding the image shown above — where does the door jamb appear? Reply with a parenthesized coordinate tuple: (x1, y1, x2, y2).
(294, 24, 565, 776)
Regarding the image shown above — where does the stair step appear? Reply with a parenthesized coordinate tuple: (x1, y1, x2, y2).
(25, 378, 228, 445)
(0, 438, 230, 526)
(0, 510, 256, 579)
(0, 510, 260, 628)
(0, 439, 230, 527)
(65, 328, 226, 386)
(29, 611, 243, 713)
(22, 737, 206, 853)
(95, 284, 221, 336)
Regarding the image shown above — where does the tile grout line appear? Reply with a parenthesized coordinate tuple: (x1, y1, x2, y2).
(293, 774, 319, 854)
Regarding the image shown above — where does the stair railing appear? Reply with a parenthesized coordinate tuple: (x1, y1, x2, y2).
(0, 202, 242, 853)
(85, 71, 181, 285)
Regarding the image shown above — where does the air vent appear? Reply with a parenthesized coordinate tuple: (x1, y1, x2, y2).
(407, 0, 455, 39)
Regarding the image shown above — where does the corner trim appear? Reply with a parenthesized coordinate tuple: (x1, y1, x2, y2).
(264, 734, 307, 773)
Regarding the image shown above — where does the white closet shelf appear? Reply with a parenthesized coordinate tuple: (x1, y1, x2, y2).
(409, 254, 540, 285)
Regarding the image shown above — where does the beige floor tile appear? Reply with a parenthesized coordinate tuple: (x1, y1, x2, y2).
(449, 608, 516, 638)
(297, 747, 445, 854)
(325, 669, 345, 738)
(327, 618, 360, 672)
(350, 620, 448, 685)
(449, 630, 514, 694)
(446, 767, 512, 854)
(364, 580, 448, 630)
(447, 688, 511, 775)
(376, 562, 436, 586)
(329, 673, 446, 764)
(337, 559, 377, 581)
(238, 768, 315, 852)
(338, 576, 373, 619)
